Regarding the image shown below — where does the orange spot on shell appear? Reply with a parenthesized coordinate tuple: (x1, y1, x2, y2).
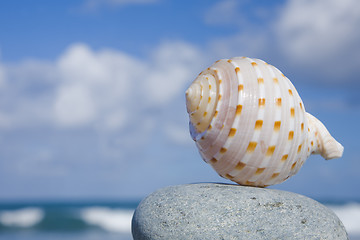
(255, 168, 265, 175)
(266, 146, 276, 156)
(225, 173, 234, 179)
(246, 142, 257, 153)
(259, 98, 265, 107)
(281, 154, 288, 161)
(255, 120, 263, 130)
(228, 128, 236, 137)
(210, 158, 217, 164)
(276, 98, 282, 106)
(220, 147, 227, 154)
(290, 108, 295, 117)
(288, 131, 294, 140)
(236, 105, 242, 115)
(297, 144, 302, 153)
(274, 121, 281, 131)
(235, 162, 246, 170)
(271, 173, 280, 179)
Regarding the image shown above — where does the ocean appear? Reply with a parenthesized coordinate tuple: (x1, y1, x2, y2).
(0, 200, 359, 240)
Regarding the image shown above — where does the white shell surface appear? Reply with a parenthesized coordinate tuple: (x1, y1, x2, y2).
(186, 57, 344, 187)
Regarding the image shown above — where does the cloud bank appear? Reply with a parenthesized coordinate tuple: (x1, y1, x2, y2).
(0, 42, 202, 133)
(206, 0, 360, 86)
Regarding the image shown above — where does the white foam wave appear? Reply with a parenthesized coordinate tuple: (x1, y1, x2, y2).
(0, 207, 44, 227)
(327, 203, 360, 235)
(80, 207, 134, 233)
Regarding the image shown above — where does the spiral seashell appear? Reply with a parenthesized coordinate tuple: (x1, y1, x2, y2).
(186, 57, 344, 187)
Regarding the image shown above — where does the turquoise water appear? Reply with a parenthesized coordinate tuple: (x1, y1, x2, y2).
(0, 201, 139, 240)
(0, 200, 359, 240)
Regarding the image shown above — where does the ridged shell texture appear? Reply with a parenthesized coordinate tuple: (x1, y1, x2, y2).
(186, 57, 343, 187)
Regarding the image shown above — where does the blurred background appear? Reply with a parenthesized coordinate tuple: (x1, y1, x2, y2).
(0, 0, 359, 239)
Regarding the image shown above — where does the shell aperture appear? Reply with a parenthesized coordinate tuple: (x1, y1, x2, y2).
(186, 57, 344, 187)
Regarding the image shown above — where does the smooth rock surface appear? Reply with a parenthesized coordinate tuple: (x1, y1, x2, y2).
(132, 183, 348, 240)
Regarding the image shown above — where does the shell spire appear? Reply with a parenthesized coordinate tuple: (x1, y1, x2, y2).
(186, 72, 219, 137)
(306, 113, 344, 160)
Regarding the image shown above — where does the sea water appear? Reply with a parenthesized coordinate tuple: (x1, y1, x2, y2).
(0, 201, 137, 240)
(0, 200, 359, 240)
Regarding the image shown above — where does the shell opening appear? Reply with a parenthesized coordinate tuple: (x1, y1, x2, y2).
(306, 112, 344, 160)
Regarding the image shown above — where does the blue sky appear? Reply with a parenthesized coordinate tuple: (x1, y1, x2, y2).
(0, 0, 359, 201)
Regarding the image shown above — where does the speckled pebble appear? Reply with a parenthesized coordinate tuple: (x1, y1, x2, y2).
(132, 183, 348, 240)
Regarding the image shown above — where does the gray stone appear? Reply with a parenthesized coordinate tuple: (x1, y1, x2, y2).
(132, 183, 348, 240)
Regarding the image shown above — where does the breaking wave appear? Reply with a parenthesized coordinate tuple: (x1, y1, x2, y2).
(80, 207, 134, 233)
(0, 207, 44, 228)
(327, 202, 360, 236)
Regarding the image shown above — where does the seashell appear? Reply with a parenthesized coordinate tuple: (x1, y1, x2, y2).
(185, 57, 344, 187)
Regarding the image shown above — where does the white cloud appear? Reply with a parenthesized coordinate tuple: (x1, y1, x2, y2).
(54, 84, 96, 127)
(276, 0, 360, 80)
(0, 41, 203, 151)
(205, 0, 360, 85)
(144, 41, 204, 105)
(53, 44, 143, 128)
(58, 44, 108, 85)
(277, 0, 360, 60)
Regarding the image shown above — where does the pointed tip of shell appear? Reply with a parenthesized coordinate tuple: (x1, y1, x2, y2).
(186, 73, 218, 134)
(186, 82, 201, 114)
